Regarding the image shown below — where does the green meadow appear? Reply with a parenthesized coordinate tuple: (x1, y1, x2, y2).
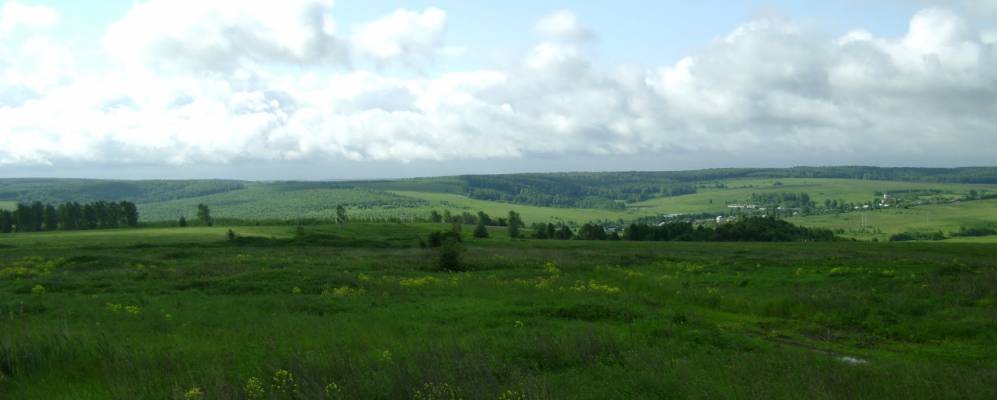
(788, 199, 997, 241)
(1, 224, 995, 399)
(630, 178, 997, 215)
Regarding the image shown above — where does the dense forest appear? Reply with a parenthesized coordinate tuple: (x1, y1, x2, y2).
(0, 201, 139, 233)
(381, 166, 997, 210)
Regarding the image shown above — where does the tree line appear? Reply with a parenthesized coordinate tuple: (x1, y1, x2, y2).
(0, 201, 139, 233)
(530, 217, 836, 242)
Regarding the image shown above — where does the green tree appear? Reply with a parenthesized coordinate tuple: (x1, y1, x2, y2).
(30, 202, 44, 231)
(196, 204, 213, 227)
(429, 210, 443, 223)
(43, 204, 59, 231)
(336, 205, 348, 224)
(507, 211, 523, 238)
(473, 218, 489, 239)
(533, 223, 549, 239)
(16, 203, 32, 232)
(179, 216, 188, 227)
(437, 236, 465, 271)
(0, 210, 12, 233)
(82, 204, 97, 230)
(476, 211, 492, 226)
(121, 201, 139, 227)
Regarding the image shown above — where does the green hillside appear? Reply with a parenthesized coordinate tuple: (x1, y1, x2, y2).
(2, 168, 997, 233)
(630, 178, 997, 214)
(789, 199, 997, 241)
(0, 179, 244, 203)
(136, 183, 429, 221)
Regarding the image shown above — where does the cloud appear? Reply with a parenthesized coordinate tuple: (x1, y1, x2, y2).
(352, 7, 447, 64)
(1, 6, 996, 171)
(0, 1, 58, 32)
(103, 0, 346, 73)
(535, 10, 593, 41)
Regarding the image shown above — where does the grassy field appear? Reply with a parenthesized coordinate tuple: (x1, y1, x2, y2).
(788, 199, 997, 241)
(122, 178, 997, 226)
(629, 178, 996, 215)
(0, 202, 14, 211)
(1, 225, 995, 399)
(136, 184, 429, 222)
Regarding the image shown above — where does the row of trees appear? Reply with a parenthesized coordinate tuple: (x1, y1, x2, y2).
(0, 201, 139, 233)
(531, 217, 836, 242)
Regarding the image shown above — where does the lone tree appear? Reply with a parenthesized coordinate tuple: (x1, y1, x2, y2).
(196, 204, 213, 227)
(507, 211, 524, 239)
(179, 216, 188, 227)
(473, 217, 489, 239)
(336, 205, 348, 224)
(437, 235, 465, 271)
(429, 210, 443, 223)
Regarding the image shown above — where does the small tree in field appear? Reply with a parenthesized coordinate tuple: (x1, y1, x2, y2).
(336, 206, 348, 224)
(196, 204, 213, 227)
(507, 211, 523, 239)
(179, 216, 188, 227)
(437, 236, 465, 271)
(473, 218, 489, 239)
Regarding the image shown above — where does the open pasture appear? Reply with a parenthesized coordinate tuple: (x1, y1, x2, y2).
(1, 224, 994, 399)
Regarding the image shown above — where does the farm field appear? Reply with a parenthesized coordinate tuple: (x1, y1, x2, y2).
(1, 225, 995, 399)
(124, 177, 997, 228)
(788, 199, 997, 241)
(0, 202, 14, 211)
(629, 178, 997, 215)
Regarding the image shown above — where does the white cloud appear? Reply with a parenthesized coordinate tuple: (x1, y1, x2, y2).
(1, 6, 996, 170)
(0, 1, 59, 32)
(536, 10, 593, 41)
(352, 7, 447, 63)
(103, 0, 345, 73)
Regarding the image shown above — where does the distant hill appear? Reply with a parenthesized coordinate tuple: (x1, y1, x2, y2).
(2, 167, 997, 224)
(0, 179, 245, 204)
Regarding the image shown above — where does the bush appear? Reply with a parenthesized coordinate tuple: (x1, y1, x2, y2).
(473, 221, 489, 239)
(437, 237, 465, 271)
(890, 231, 945, 242)
(951, 226, 997, 237)
(427, 230, 462, 248)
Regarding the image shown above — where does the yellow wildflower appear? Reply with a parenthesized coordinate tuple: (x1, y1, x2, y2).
(271, 369, 299, 396)
(244, 377, 265, 400)
(183, 387, 204, 400)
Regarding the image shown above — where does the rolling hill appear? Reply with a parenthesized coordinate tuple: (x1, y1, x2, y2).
(2, 167, 996, 242)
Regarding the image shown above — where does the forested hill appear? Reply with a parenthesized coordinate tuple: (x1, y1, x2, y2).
(1, 166, 996, 210)
(0, 179, 245, 204)
(333, 166, 997, 209)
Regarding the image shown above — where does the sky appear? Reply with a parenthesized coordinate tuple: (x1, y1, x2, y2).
(0, 0, 995, 180)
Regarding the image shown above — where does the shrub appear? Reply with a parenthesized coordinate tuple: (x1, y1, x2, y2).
(473, 221, 489, 239)
(437, 236, 465, 272)
(427, 230, 461, 248)
(890, 231, 945, 242)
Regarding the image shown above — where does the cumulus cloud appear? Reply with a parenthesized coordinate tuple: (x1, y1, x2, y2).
(1, 6, 996, 170)
(352, 7, 447, 64)
(103, 0, 345, 73)
(0, 1, 58, 32)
